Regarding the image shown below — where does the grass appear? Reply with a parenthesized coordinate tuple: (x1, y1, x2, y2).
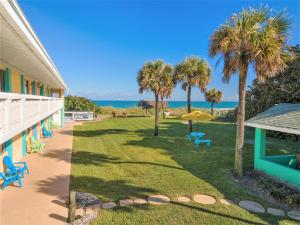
(71, 117, 299, 225)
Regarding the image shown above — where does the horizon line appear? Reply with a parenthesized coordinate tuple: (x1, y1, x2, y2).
(91, 99, 238, 102)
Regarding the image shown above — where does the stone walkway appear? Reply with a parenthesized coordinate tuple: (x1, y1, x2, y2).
(0, 122, 76, 225)
(92, 194, 300, 222)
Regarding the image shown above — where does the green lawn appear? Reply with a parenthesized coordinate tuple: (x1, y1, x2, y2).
(71, 117, 298, 225)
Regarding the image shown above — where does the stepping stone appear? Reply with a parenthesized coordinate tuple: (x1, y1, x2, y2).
(119, 199, 134, 206)
(148, 195, 170, 205)
(267, 208, 285, 217)
(193, 194, 216, 205)
(287, 209, 300, 221)
(220, 199, 233, 206)
(134, 198, 148, 204)
(176, 196, 191, 203)
(101, 202, 117, 209)
(239, 200, 265, 213)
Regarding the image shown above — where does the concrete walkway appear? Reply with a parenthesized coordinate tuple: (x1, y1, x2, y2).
(0, 123, 75, 225)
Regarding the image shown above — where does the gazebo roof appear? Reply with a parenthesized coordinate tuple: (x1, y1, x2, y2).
(245, 103, 300, 135)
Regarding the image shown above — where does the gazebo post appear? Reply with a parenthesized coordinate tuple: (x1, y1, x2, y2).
(254, 128, 266, 167)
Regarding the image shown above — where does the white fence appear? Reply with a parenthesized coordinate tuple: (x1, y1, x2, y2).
(65, 111, 94, 121)
(0, 92, 63, 144)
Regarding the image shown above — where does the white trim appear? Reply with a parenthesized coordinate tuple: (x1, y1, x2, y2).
(0, 0, 68, 90)
(245, 122, 300, 135)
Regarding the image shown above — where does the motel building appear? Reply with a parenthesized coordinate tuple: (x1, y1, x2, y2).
(0, 0, 67, 172)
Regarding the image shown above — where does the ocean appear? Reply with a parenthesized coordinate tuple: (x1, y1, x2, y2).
(93, 100, 238, 109)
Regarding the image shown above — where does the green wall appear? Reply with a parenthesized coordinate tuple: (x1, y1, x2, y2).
(254, 128, 300, 188)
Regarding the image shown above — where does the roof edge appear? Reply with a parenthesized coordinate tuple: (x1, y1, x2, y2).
(245, 122, 300, 135)
(1, 0, 68, 90)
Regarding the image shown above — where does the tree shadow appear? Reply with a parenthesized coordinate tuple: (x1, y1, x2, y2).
(170, 201, 266, 225)
(69, 150, 184, 171)
(73, 129, 129, 137)
(43, 148, 72, 163)
(49, 213, 68, 223)
(72, 151, 120, 165)
(35, 174, 157, 203)
(120, 120, 285, 225)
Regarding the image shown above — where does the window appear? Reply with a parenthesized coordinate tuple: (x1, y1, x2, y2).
(31, 81, 35, 95)
(0, 69, 5, 92)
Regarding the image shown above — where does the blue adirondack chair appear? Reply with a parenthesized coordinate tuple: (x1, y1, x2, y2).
(0, 171, 22, 190)
(3, 156, 29, 178)
(42, 126, 53, 138)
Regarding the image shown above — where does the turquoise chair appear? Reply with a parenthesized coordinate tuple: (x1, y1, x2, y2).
(0, 171, 22, 190)
(3, 156, 29, 178)
(42, 126, 53, 138)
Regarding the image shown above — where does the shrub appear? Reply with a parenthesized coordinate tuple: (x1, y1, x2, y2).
(256, 177, 300, 207)
(65, 95, 101, 115)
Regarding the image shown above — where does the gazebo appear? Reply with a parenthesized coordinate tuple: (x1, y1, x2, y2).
(245, 103, 300, 189)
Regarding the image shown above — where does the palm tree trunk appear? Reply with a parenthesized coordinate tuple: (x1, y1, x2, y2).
(161, 96, 165, 118)
(211, 102, 214, 115)
(234, 64, 248, 178)
(154, 94, 159, 136)
(187, 85, 192, 133)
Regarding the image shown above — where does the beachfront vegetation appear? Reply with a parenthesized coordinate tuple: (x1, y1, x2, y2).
(71, 117, 299, 225)
(65, 95, 101, 114)
(209, 7, 291, 178)
(244, 45, 300, 141)
(204, 89, 223, 115)
(100, 106, 235, 121)
(245, 45, 300, 120)
(174, 57, 211, 133)
(138, 100, 153, 115)
(137, 60, 174, 136)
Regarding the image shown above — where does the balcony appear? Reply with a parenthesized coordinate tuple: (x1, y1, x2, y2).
(0, 92, 63, 144)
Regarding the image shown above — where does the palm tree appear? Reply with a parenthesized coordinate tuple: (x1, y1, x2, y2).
(204, 89, 223, 115)
(209, 7, 291, 177)
(174, 56, 211, 133)
(137, 60, 174, 136)
(160, 75, 175, 118)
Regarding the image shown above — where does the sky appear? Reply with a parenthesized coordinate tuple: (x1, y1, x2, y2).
(19, 0, 300, 101)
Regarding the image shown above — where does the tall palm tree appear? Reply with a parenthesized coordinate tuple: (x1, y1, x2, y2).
(209, 7, 291, 177)
(137, 60, 174, 136)
(160, 75, 175, 118)
(204, 88, 223, 115)
(174, 56, 211, 133)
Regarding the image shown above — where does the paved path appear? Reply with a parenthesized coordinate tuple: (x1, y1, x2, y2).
(0, 123, 75, 225)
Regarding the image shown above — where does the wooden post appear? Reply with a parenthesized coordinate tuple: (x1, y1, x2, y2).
(68, 190, 76, 223)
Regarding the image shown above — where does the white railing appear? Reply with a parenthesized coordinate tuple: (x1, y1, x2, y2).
(65, 111, 94, 121)
(0, 92, 63, 144)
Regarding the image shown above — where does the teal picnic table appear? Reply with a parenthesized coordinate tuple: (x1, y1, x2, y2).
(187, 132, 212, 148)
(187, 132, 205, 141)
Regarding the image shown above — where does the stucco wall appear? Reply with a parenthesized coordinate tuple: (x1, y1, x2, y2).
(11, 70, 21, 93)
